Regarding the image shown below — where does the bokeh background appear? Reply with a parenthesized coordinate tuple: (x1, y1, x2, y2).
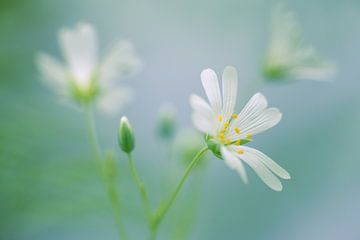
(1, 0, 360, 239)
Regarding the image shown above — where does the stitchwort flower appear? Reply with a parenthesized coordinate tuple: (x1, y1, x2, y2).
(263, 5, 336, 81)
(190, 66, 290, 191)
(37, 22, 141, 112)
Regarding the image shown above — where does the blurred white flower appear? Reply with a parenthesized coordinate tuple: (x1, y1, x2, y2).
(37, 22, 142, 113)
(263, 5, 336, 81)
(190, 66, 290, 191)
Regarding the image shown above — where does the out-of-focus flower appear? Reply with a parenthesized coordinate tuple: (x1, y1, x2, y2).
(37, 22, 141, 113)
(263, 5, 336, 81)
(118, 116, 135, 154)
(156, 103, 177, 139)
(190, 66, 290, 191)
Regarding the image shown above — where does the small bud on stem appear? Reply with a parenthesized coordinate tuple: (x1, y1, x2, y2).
(118, 116, 135, 153)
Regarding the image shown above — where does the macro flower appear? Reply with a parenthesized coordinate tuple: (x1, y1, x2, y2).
(263, 5, 336, 81)
(37, 22, 141, 113)
(190, 66, 290, 191)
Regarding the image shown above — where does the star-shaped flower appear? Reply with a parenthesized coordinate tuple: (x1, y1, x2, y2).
(190, 66, 290, 191)
(263, 5, 336, 81)
(37, 22, 142, 113)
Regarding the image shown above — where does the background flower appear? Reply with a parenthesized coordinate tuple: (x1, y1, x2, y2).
(37, 22, 142, 113)
(263, 5, 336, 81)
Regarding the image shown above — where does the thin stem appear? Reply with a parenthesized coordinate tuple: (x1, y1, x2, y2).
(84, 105, 127, 240)
(153, 146, 208, 232)
(126, 153, 152, 227)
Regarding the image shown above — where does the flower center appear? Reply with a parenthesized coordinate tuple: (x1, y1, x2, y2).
(215, 114, 252, 146)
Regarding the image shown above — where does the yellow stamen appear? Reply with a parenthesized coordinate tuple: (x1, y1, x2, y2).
(226, 139, 231, 145)
(218, 115, 223, 122)
(218, 133, 225, 139)
(234, 127, 240, 134)
(232, 113, 238, 119)
(237, 149, 244, 154)
(224, 122, 230, 128)
(246, 133, 252, 139)
(235, 139, 241, 145)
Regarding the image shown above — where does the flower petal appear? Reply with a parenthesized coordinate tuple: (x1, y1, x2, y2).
(59, 22, 98, 84)
(229, 107, 282, 140)
(200, 68, 222, 116)
(230, 146, 283, 191)
(100, 40, 142, 86)
(191, 112, 216, 136)
(221, 146, 248, 183)
(239, 146, 290, 179)
(228, 92, 267, 133)
(36, 53, 67, 94)
(189, 94, 214, 120)
(222, 66, 238, 120)
(96, 87, 133, 114)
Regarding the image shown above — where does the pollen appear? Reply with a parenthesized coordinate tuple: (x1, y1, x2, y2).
(218, 115, 223, 122)
(234, 127, 240, 134)
(218, 133, 225, 139)
(246, 133, 252, 139)
(235, 139, 241, 145)
(226, 138, 231, 145)
(237, 149, 244, 154)
(224, 122, 230, 128)
(232, 113, 238, 119)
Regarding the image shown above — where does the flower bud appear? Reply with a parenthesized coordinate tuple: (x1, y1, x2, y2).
(118, 116, 135, 153)
(156, 104, 176, 139)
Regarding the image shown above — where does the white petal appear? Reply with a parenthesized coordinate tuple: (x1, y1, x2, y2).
(239, 146, 290, 179)
(100, 40, 142, 86)
(222, 66, 238, 120)
(200, 68, 222, 115)
(191, 112, 216, 136)
(36, 53, 67, 94)
(235, 147, 283, 191)
(229, 92, 267, 133)
(290, 63, 336, 81)
(59, 22, 98, 86)
(96, 87, 132, 114)
(221, 146, 248, 183)
(189, 94, 214, 120)
(229, 108, 282, 140)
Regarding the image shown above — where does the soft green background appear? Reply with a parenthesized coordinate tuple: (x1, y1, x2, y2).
(1, 0, 360, 239)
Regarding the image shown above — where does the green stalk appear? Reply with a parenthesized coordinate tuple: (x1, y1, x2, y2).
(151, 146, 208, 238)
(84, 105, 127, 240)
(126, 153, 153, 238)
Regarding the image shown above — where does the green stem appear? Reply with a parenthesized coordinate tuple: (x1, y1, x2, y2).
(126, 153, 152, 230)
(84, 105, 127, 240)
(152, 146, 208, 235)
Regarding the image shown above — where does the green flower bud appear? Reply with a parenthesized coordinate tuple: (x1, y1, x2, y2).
(156, 104, 176, 139)
(118, 116, 135, 153)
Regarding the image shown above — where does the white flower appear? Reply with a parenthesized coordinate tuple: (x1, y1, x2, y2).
(263, 5, 336, 81)
(36, 22, 142, 113)
(190, 66, 290, 191)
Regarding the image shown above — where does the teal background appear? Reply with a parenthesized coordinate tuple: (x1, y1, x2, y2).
(1, 0, 360, 239)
